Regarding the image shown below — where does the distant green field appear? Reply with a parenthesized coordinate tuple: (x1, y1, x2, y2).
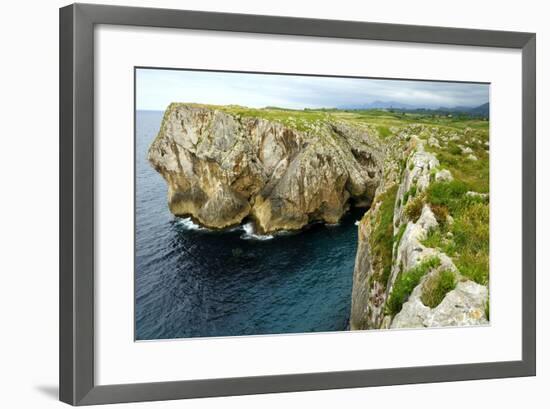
(168, 103, 489, 135)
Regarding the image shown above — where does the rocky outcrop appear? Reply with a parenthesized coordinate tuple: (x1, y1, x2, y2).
(148, 104, 383, 233)
(392, 280, 488, 328)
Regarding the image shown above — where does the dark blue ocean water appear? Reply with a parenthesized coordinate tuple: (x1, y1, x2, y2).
(135, 110, 361, 340)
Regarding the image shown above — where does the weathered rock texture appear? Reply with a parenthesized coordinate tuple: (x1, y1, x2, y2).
(148, 104, 383, 233)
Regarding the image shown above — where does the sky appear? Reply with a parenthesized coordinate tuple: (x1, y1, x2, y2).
(136, 68, 489, 111)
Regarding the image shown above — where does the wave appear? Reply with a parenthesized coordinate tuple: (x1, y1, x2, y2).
(176, 217, 275, 240)
(240, 222, 274, 241)
(177, 217, 207, 231)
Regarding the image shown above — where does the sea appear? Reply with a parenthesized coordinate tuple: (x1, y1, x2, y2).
(135, 110, 362, 340)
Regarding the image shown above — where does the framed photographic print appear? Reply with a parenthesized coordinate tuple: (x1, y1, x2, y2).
(59, 3, 536, 406)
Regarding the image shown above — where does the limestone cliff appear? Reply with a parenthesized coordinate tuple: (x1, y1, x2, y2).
(148, 103, 383, 233)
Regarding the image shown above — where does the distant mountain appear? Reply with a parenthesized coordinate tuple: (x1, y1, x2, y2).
(340, 101, 419, 110)
(468, 102, 489, 117)
(338, 101, 489, 118)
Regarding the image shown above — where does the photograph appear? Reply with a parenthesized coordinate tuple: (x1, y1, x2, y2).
(135, 68, 490, 340)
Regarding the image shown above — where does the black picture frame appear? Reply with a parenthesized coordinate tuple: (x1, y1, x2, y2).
(59, 3, 536, 406)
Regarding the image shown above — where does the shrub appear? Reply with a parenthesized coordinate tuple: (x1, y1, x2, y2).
(421, 269, 457, 308)
(385, 257, 441, 316)
(404, 194, 424, 222)
(449, 145, 462, 155)
(430, 204, 449, 224)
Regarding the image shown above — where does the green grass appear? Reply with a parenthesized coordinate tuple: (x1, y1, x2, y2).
(420, 269, 457, 308)
(422, 181, 489, 285)
(428, 136, 489, 193)
(369, 184, 399, 287)
(394, 223, 407, 250)
(422, 228, 453, 254)
(385, 256, 441, 316)
(426, 180, 469, 212)
(163, 103, 489, 143)
(452, 202, 490, 284)
(377, 125, 392, 138)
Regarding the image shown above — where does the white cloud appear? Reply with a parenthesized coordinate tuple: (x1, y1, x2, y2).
(136, 68, 489, 111)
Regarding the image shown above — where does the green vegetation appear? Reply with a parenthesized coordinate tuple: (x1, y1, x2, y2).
(165, 103, 489, 140)
(369, 184, 399, 287)
(385, 257, 441, 316)
(429, 141, 489, 193)
(430, 203, 449, 225)
(377, 125, 392, 139)
(426, 180, 469, 212)
(422, 180, 489, 285)
(404, 192, 425, 222)
(402, 185, 417, 204)
(420, 269, 457, 308)
(394, 223, 407, 251)
(452, 202, 490, 284)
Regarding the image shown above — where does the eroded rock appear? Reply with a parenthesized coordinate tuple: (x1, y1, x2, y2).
(149, 104, 383, 233)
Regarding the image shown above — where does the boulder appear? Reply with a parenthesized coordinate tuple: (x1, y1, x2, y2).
(435, 169, 453, 182)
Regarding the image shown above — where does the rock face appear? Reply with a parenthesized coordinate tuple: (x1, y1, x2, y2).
(148, 104, 383, 233)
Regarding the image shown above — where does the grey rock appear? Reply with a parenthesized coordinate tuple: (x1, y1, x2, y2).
(391, 273, 488, 329)
(466, 191, 489, 200)
(428, 136, 440, 148)
(435, 169, 453, 182)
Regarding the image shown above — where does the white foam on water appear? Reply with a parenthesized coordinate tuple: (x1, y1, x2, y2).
(354, 220, 361, 226)
(240, 222, 274, 241)
(177, 217, 206, 231)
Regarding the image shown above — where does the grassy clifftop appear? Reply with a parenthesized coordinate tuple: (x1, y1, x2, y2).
(163, 103, 488, 139)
